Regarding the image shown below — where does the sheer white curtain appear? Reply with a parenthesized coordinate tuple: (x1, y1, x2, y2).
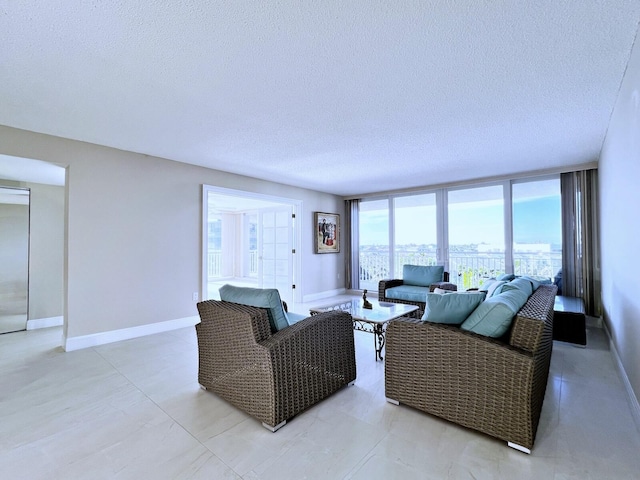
(561, 169, 601, 316)
(344, 199, 360, 290)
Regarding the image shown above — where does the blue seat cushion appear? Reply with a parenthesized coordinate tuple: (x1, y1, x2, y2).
(421, 292, 486, 325)
(461, 289, 529, 338)
(385, 285, 429, 303)
(402, 265, 444, 287)
(286, 312, 308, 325)
(219, 284, 290, 332)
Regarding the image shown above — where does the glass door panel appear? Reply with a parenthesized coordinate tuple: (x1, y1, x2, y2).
(259, 207, 293, 305)
(393, 193, 437, 278)
(358, 199, 389, 291)
(448, 185, 505, 290)
(512, 178, 562, 281)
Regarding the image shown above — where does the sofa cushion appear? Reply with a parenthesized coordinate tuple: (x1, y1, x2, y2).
(286, 312, 308, 325)
(479, 279, 508, 298)
(402, 264, 444, 287)
(520, 275, 543, 290)
(385, 285, 429, 302)
(497, 273, 516, 281)
(461, 289, 529, 338)
(502, 277, 534, 296)
(219, 284, 289, 332)
(421, 292, 486, 324)
(530, 275, 553, 285)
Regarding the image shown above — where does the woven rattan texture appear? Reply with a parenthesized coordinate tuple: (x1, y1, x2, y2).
(385, 285, 557, 450)
(196, 300, 356, 429)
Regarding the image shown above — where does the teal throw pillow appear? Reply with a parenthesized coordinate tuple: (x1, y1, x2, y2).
(502, 277, 533, 297)
(460, 289, 529, 338)
(421, 292, 486, 325)
(403, 264, 444, 287)
(487, 280, 507, 298)
(219, 284, 290, 332)
(497, 273, 516, 281)
(520, 276, 542, 290)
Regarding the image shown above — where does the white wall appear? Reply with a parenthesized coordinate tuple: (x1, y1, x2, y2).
(599, 29, 640, 411)
(0, 125, 344, 345)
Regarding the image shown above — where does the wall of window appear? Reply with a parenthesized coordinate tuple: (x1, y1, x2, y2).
(356, 176, 561, 290)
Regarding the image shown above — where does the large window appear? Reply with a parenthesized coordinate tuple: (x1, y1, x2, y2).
(512, 179, 562, 279)
(393, 194, 438, 278)
(448, 185, 505, 289)
(355, 176, 562, 291)
(358, 199, 389, 291)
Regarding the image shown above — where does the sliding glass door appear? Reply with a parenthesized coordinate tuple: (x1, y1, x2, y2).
(392, 193, 438, 278)
(448, 185, 506, 289)
(512, 179, 562, 279)
(358, 199, 389, 291)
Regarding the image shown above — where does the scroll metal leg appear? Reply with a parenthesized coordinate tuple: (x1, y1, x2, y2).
(374, 324, 386, 361)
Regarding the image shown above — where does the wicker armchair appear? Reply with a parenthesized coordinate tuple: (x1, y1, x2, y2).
(385, 284, 557, 453)
(196, 300, 356, 432)
(378, 271, 456, 313)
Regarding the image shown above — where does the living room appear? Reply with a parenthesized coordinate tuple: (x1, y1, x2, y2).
(1, 2, 640, 478)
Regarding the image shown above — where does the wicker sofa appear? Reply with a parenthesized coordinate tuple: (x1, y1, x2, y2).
(196, 300, 356, 432)
(385, 284, 557, 453)
(378, 264, 457, 313)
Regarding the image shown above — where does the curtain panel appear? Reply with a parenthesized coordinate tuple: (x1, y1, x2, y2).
(344, 199, 359, 290)
(560, 169, 601, 316)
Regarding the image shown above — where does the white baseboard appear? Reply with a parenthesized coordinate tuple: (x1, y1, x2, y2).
(64, 316, 200, 352)
(603, 321, 640, 431)
(26, 316, 64, 330)
(302, 288, 347, 303)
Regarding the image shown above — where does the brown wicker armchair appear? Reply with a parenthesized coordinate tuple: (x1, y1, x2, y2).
(196, 300, 356, 432)
(378, 270, 457, 313)
(385, 284, 557, 453)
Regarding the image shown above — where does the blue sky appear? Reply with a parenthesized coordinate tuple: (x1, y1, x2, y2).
(360, 195, 561, 246)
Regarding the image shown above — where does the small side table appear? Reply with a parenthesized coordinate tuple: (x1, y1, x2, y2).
(553, 296, 586, 346)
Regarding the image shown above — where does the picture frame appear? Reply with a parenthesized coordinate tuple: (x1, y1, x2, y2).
(314, 212, 340, 254)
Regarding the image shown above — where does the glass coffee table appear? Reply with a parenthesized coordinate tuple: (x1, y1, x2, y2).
(310, 299, 419, 361)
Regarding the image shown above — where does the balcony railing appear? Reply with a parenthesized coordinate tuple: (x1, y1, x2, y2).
(359, 250, 561, 291)
(207, 250, 258, 280)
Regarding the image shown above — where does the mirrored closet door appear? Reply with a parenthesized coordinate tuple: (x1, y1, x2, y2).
(0, 187, 30, 334)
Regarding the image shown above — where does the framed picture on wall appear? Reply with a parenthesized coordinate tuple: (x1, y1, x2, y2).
(314, 212, 340, 254)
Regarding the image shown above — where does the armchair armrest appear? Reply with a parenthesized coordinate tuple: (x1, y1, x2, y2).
(260, 311, 356, 425)
(385, 319, 541, 449)
(262, 311, 356, 379)
(429, 281, 457, 292)
(378, 278, 404, 300)
(195, 301, 275, 421)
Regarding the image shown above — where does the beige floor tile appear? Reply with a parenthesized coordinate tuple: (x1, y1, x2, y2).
(0, 299, 639, 479)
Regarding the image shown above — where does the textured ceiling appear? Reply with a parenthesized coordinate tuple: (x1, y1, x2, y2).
(1, 1, 639, 196)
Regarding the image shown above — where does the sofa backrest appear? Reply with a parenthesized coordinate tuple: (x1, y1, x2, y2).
(508, 284, 557, 353)
(402, 264, 444, 287)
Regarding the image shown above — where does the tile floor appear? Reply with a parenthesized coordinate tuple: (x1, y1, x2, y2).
(1, 298, 639, 479)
